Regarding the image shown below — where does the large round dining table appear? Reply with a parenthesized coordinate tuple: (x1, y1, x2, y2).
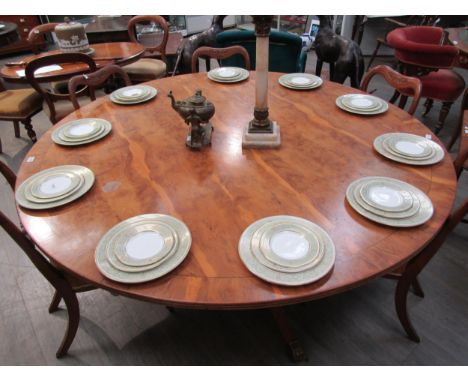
(15, 72, 457, 355)
(0, 42, 145, 83)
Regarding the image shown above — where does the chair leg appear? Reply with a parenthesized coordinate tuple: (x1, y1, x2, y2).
(315, 59, 323, 77)
(13, 121, 20, 138)
(422, 98, 434, 117)
(435, 101, 453, 135)
(395, 274, 421, 343)
(367, 40, 382, 71)
(447, 127, 460, 151)
(23, 119, 37, 143)
(49, 290, 62, 313)
(411, 276, 425, 298)
(56, 290, 80, 359)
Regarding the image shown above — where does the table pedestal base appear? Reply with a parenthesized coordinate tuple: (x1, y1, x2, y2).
(242, 121, 281, 148)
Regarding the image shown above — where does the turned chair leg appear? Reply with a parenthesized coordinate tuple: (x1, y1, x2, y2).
(422, 98, 434, 117)
(49, 290, 62, 313)
(23, 119, 37, 143)
(56, 289, 80, 358)
(13, 121, 20, 138)
(435, 101, 453, 135)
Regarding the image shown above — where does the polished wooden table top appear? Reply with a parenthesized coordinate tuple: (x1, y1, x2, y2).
(16, 72, 457, 309)
(0, 42, 145, 83)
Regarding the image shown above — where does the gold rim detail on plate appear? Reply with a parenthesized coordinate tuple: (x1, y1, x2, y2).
(346, 176, 434, 227)
(238, 215, 335, 286)
(95, 214, 191, 284)
(15, 165, 95, 210)
(374, 133, 444, 166)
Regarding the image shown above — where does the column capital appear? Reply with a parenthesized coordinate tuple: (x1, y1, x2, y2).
(252, 16, 273, 37)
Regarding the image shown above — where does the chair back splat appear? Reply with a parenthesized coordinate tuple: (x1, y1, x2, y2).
(68, 64, 132, 110)
(361, 64, 422, 115)
(191, 45, 251, 73)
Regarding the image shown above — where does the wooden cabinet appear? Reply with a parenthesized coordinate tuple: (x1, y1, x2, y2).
(0, 16, 45, 56)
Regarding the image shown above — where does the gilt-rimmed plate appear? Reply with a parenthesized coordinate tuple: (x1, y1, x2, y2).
(95, 214, 191, 284)
(238, 215, 335, 286)
(207, 67, 249, 83)
(250, 221, 325, 274)
(374, 133, 444, 166)
(52, 119, 112, 146)
(15, 165, 95, 210)
(110, 86, 157, 105)
(279, 73, 323, 90)
(60, 119, 106, 141)
(336, 95, 388, 115)
(346, 177, 433, 227)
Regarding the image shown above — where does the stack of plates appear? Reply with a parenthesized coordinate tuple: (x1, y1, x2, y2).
(238, 215, 335, 286)
(207, 67, 249, 83)
(95, 214, 192, 283)
(336, 94, 388, 115)
(15, 165, 95, 210)
(374, 133, 444, 166)
(278, 73, 323, 90)
(346, 176, 434, 227)
(110, 85, 158, 105)
(52, 118, 112, 146)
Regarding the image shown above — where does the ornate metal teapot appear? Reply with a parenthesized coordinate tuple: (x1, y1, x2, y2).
(168, 89, 215, 149)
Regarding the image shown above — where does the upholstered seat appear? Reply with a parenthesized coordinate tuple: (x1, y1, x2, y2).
(0, 88, 42, 117)
(124, 16, 169, 83)
(387, 26, 465, 134)
(123, 58, 167, 79)
(418, 69, 465, 102)
(42, 98, 92, 122)
(0, 83, 43, 153)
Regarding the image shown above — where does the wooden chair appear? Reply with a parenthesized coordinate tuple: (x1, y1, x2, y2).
(0, 80, 42, 153)
(26, 22, 59, 54)
(360, 65, 422, 115)
(191, 46, 251, 73)
(453, 90, 468, 178)
(393, 193, 468, 342)
(124, 15, 169, 82)
(366, 16, 439, 71)
(387, 26, 465, 135)
(0, 160, 95, 358)
(25, 53, 97, 124)
(68, 64, 132, 110)
(447, 87, 468, 153)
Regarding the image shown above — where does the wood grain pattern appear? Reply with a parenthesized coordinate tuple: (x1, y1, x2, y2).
(15, 72, 457, 310)
(0, 42, 145, 83)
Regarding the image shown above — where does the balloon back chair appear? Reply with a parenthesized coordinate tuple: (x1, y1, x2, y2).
(387, 26, 465, 135)
(0, 160, 95, 358)
(191, 45, 251, 73)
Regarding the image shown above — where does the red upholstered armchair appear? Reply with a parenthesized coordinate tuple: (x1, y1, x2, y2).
(387, 26, 465, 134)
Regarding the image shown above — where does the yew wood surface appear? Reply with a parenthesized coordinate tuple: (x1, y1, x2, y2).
(0, 42, 145, 83)
(15, 72, 457, 310)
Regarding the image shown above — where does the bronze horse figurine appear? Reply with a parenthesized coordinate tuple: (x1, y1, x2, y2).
(314, 16, 364, 88)
(173, 15, 226, 75)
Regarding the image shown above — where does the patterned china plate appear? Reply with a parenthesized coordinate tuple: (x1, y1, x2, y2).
(336, 95, 388, 115)
(110, 86, 157, 105)
(95, 214, 191, 284)
(346, 177, 433, 227)
(374, 133, 444, 166)
(52, 119, 112, 146)
(341, 94, 382, 111)
(207, 67, 249, 83)
(16, 165, 95, 210)
(238, 215, 335, 286)
(278, 73, 323, 90)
